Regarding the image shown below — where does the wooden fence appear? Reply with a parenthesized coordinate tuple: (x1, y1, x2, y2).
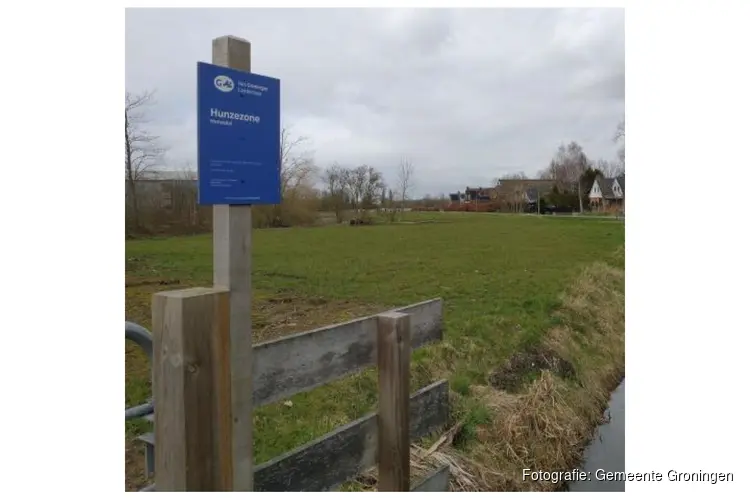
(138, 294, 450, 491)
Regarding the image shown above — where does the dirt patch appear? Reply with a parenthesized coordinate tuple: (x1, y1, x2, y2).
(256, 270, 307, 281)
(126, 277, 181, 288)
(251, 294, 385, 344)
(125, 277, 380, 341)
(488, 346, 576, 393)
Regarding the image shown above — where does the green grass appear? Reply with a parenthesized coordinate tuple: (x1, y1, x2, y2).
(125, 212, 624, 483)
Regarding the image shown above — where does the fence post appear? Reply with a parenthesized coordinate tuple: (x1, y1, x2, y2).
(152, 287, 233, 491)
(211, 35, 256, 492)
(376, 312, 411, 491)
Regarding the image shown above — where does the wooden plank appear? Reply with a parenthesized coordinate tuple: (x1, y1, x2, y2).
(152, 287, 232, 491)
(253, 379, 449, 492)
(411, 465, 451, 492)
(376, 312, 411, 491)
(211, 35, 255, 492)
(252, 298, 442, 407)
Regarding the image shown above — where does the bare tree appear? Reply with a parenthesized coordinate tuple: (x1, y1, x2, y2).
(322, 163, 348, 223)
(499, 172, 529, 212)
(275, 126, 319, 225)
(537, 162, 556, 180)
(542, 142, 590, 212)
(614, 119, 625, 141)
(345, 166, 366, 217)
(346, 165, 383, 219)
(178, 161, 198, 181)
(613, 119, 625, 169)
(595, 158, 624, 178)
(125, 90, 164, 229)
(363, 166, 385, 210)
(280, 126, 318, 198)
(396, 157, 415, 213)
(387, 188, 396, 222)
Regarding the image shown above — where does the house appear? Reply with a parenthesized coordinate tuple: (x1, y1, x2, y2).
(448, 192, 463, 203)
(448, 187, 494, 204)
(464, 186, 494, 203)
(126, 170, 198, 210)
(589, 174, 625, 210)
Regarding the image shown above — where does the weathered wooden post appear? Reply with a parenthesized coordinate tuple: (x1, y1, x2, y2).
(376, 312, 412, 491)
(152, 287, 232, 491)
(209, 35, 255, 492)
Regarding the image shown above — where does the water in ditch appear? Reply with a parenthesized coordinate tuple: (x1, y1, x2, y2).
(567, 379, 625, 492)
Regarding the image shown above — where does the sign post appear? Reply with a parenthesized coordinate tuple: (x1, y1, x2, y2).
(197, 35, 281, 491)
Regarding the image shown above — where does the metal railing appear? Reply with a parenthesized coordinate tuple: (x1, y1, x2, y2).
(125, 321, 155, 491)
(125, 321, 154, 420)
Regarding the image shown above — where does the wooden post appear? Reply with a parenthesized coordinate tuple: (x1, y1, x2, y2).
(152, 287, 232, 491)
(376, 312, 411, 491)
(211, 35, 255, 491)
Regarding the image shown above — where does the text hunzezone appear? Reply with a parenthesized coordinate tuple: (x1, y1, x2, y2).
(209, 108, 260, 124)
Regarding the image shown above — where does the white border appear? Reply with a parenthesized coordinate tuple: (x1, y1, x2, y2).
(1, 0, 746, 496)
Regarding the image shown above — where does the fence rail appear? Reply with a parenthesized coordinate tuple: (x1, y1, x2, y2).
(253, 380, 448, 491)
(252, 298, 442, 407)
(130, 296, 450, 491)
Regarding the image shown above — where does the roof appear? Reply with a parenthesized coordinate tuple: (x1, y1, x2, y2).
(592, 174, 625, 199)
(599, 176, 615, 198)
(139, 170, 197, 181)
(465, 186, 493, 194)
(615, 174, 625, 192)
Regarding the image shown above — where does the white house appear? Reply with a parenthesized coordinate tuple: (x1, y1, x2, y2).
(589, 174, 625, 211)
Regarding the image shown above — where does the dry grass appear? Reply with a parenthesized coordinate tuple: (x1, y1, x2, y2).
(354, 258, 625, 492)
(449, 260, 623, 491)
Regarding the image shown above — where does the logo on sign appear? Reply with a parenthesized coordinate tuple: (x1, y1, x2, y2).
(214, 75, 235, 92)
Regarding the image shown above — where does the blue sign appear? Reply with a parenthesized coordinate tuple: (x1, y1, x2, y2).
(197, 62, 281, 205)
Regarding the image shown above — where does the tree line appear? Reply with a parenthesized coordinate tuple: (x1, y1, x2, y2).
(125, 90, 418, 235)
(319, 158, 414, 224)
(125, 88, 624, 235)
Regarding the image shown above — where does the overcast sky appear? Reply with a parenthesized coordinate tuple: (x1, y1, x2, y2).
(125, 8, 624, 196)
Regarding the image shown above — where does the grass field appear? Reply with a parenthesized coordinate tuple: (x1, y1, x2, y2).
(125, 212, 625, 491)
